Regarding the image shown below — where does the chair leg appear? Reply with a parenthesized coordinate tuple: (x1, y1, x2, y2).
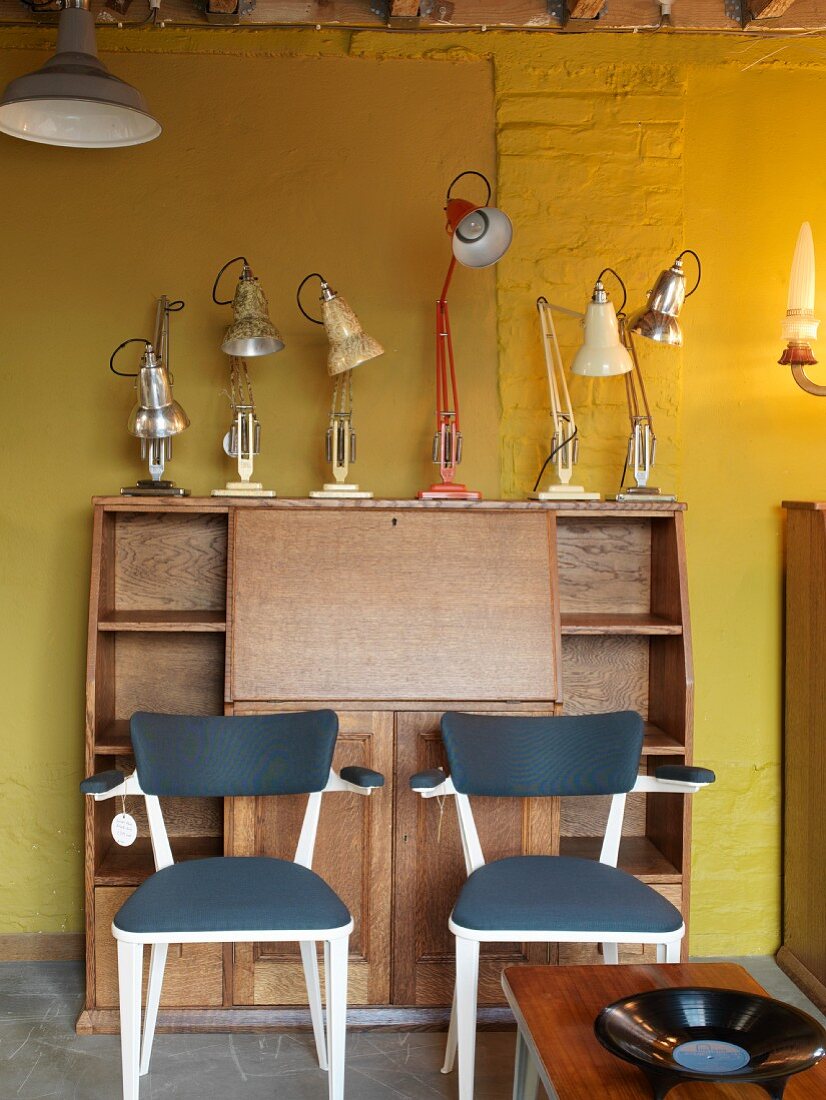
(326, 936, 349, 1100)
(666, 938, 681, 962)
(441, 984, 458, 1074)
(455, 937, 480, 1100)
(117, 940, 143, 1100)
(602, 942, 619, 964)
(656, 943, 666, 963)
(139, 943, 167, 1076)
(513, 1028, 539, 1100)
(300, 940, 328, 1071)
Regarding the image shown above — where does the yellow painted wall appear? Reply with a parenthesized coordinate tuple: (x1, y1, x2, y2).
(1, 25, 822, 953)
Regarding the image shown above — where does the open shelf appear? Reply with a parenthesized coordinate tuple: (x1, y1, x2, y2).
(96, 720, 131, 755)
(99, 610, 226, 632)
(642, 724, 684, 756)
(96, 835, 223, 886)
(560, 613, 682, 635)
(559, 835, 682, 882)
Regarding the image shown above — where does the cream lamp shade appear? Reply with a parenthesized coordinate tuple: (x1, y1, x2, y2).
(319, 283, 384, 376)
(0, 0, 160, 148)
(570, 282, 634, 377)
(220, 263, 284, 358)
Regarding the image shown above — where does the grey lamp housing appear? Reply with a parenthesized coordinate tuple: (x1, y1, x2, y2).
(0, 0, 160, 148)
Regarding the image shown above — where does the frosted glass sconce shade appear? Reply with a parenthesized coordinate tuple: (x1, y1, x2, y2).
(780, 222, 819, 366)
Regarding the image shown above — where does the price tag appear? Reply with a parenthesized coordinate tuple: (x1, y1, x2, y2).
(111, 812, 138, 847)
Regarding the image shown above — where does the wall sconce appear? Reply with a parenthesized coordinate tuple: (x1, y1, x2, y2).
(110, 296, 189, 496)
(780, 222, 825, 395)
(529, 296, 600, 500)
(297, 273, 384, 499)
(211, 256, 283, 498)
(419, 170, 512, 501)
(0, 0, 160, 148)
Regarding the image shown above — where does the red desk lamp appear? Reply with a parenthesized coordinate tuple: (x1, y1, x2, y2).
(418, 171, 513, 501)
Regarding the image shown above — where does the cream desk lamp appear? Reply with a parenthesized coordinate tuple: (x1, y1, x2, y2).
(297, 273, 384, 499)
(211, 256, 284, 498)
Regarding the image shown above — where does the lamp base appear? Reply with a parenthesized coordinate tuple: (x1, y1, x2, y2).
(121, 481, 190, 497)
(212, 481, 276, 498)
(530, 486, 601, 501)
(418, 482, 482, 501)
(613, 486, 677, 502)
(309, 483, 373, 499)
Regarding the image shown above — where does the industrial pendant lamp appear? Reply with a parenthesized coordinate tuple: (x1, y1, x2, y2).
(0, 0, 160, 148)
(419, 170, 513, 501)
(297, 273, 384, 499)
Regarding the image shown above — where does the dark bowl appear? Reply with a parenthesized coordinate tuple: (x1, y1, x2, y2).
(594, 987, 826, 1098)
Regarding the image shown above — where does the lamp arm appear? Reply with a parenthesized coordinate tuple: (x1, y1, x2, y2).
(791, 363, 826, 397)
(537, 298, 576, 488)
(621, 323, 656, 490)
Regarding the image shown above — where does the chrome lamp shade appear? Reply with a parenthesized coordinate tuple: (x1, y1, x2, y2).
(631, 257, 689, 346)
(0, 3, 160, 148)
(128, 348, 189, 439)
(222, 272, 284, 358)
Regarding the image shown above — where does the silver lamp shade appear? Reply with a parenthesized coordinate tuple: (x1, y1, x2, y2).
(222, 267, 285, 358)
(631, 256, 689, 346)
(320, 282, 384, 376)
(128, 347, 189, 439)
(452, 205, 513, 269)
(0, 2, 160, 148)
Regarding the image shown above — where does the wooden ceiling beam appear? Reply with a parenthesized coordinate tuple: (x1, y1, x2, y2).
(567, 0, 606, 18)
(747, 0, 799, 17)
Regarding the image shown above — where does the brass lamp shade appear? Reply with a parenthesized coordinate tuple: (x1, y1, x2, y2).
(222, 271, 284, 358)
(128, 348, 189, 439)
(321, 290, 384, 376)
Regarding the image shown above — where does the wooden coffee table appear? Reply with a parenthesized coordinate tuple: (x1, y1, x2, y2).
(502, 962, 826, 1099)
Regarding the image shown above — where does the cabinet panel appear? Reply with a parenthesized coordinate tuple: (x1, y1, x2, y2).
(229, 710, 393, 1006)
(392, 712, 555, 1007)
(231, 510, 558, 702)
(94, 888, 223, 1007)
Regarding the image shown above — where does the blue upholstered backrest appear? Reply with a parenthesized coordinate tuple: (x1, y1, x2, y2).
(441, 711, 644, 797)
(130, 710, 338, 796)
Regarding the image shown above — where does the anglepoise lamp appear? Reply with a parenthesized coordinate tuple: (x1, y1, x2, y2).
(780, 222, 825, 395)
(110, 296, 189, 496)
(297, 273, 384, 499)
(0, 0, 160, 148)
(211, 257, 283, 498)
(419, 171, 513, 501)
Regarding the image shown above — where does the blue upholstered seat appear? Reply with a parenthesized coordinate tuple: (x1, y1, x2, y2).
(450, 855, 682, 934)
(113, 857, 351, 935)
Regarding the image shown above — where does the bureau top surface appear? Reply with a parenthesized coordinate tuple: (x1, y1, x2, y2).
(92, 496, 687, 513)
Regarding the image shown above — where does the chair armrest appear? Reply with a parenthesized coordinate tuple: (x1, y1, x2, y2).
(410, 770, 454, 799)
(655, 764, 716, 786)
(80, 770, 126, 795)
(80, 770, 141, 799)
(632, 765, 715, 795)
(340, 766, 385, 789)
(325, 768, 385, 796)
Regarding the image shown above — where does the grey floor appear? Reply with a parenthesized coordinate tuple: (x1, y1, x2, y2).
(1, 958, 823, 1098)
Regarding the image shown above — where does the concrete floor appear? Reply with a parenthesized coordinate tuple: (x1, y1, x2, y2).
(0, 958, 823, 1098)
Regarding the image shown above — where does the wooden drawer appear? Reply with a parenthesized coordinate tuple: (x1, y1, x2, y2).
(93, 887, 224, 1008)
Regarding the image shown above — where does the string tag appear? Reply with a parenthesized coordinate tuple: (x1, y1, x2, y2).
(435, 795, 446, 846)
(111, 794, 137, 847)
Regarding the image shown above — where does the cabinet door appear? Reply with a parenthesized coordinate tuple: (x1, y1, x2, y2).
(392, 712, 555, 1006)
(229, 710, 393, 1006)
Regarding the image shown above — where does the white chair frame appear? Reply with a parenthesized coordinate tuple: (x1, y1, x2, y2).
(89, 768, 378, 1100)
(412, 770, 712, 1100)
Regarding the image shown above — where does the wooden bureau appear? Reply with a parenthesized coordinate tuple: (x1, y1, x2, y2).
(78, 497, 694, 1034)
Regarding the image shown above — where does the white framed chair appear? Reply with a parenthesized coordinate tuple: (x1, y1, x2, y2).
(410, 709, 715, 1100)
(81, 709, 384, 1100)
